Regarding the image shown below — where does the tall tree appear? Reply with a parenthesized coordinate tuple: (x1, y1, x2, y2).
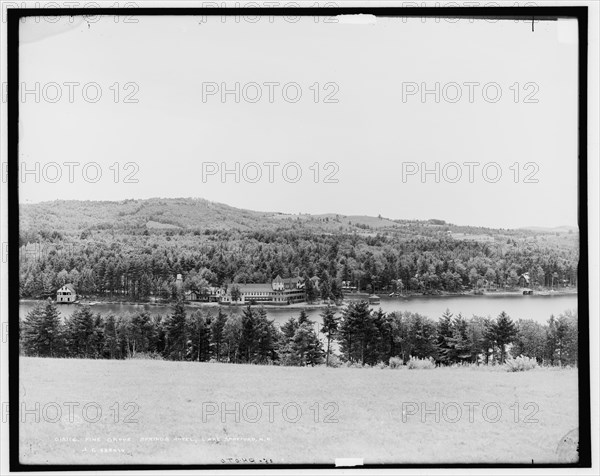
(21, 299, 62, 357)
(187, 310, 211, 361)
(128, 310, 154, 356)
(339, 300, 375, 364)
(320, 305, 339, 367)
(240, 305, 257, 362)
(64, 305, 103, 358)
(490, 311, 517, 363)
(436, 308, 454, 364)
(511, 318, 546, 362)
(102, 313, 120, 359)
(210, 308, 228, 361)
(164, 300, 188, 360)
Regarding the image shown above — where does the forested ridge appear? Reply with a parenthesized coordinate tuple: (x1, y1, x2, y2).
(19, 198, 579, 300)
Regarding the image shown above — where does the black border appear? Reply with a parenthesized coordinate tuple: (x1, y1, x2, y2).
(7, 5, 590, 472)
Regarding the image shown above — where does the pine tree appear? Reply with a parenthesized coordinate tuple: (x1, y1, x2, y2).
(210, 308, 228, 362)
(188, 310, 211, 361)
(448, 314, 471, 363)
(254, 307, 279, 364)
(64, 305, 102, 358)
(240, 305, 257, 362)
(339, 300, 374, 364)
(223, 313, 243, 363)
(103, 313, 119, 359)
(466, 316, 487, 364)
(320, 305, 339, 366)
(303, 325, 324, 366)
(436, 309, 454, 364)
(304, 274, 318, 303)
(21, 299, 62, 357)
(278, 317, 299, 365)
(128, 310, 153, 356)
(289, 326, 308, 366)
(164, 300, 187, 360)
(492, 311, 517, 363)
(298, 309, 311, 326)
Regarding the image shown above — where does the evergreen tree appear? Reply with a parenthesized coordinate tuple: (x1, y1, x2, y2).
(339, 300, 374, 364)
(330, 278, 343, 301)
(223, 313, 243, 363)
(64, 305, 102, 358)
(210, 308, 228, 361)
(298, 309, 311, 326)
(482, 317, 498, 363)
(304, 274, 318, 303)
(303, 326, 324, 366)
(278, 311, 323, 366)
(21, 299, 62, 357)
(466, 315, 488, 364)
(546, 312, 578, 366)
(320, 305, 339, 367)
(490, 311, 517, 363)
(557, 310, 578, 366)
(278, 316, 299, 365)
(406, 312, 438, 360)
(511, 319, 546, 362)
(291, 324, 323, 366)
(128, 310, 154, 356)
(240, 305, 257, 362)
(436, 309, 454, 364)
(150, 314, 166, 354)
(254, 307, 279, 363)
(164, 300, 187, 360)
(447, 313, 470, 363)
(187, 310, 211, 361)
(102, 313, 119, 359)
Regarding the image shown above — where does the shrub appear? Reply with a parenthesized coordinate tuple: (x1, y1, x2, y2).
(128, 351, 164, 360)
(407, 356, 435, 370)
(344, 361, 364, 369)
(376, 361, 387, 369)
(389, 356, 403, 369)
(327, 354, 342, 368)
(504, 355, 538, 372)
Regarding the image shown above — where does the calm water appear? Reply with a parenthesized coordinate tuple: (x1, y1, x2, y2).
(19, 294, 578, 327)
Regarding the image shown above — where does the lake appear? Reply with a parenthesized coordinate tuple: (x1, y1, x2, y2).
(19, 293, 578, 328)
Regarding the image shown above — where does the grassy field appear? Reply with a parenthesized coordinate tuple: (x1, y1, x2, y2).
(18, 357, 579, 465)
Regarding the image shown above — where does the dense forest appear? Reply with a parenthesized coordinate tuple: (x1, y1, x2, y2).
(21, 300, 578, 368)
(18, 198, 579, 300)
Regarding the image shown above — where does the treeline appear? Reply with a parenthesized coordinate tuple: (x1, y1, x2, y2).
(21, 300, 578, 367)
(19, 227, 578, 300)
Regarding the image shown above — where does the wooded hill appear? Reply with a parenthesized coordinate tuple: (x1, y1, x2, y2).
(18, 198, 579, 300)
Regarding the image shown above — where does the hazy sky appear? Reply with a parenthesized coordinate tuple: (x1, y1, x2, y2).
(17, 14, 579, 229)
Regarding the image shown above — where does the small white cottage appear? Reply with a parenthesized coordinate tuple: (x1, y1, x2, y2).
(56, 283, 77, 303)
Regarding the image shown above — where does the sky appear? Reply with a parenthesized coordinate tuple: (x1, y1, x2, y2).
(16, 13, 579, 229)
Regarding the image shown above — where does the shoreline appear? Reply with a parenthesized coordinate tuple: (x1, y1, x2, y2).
(20, 288, 578, 309)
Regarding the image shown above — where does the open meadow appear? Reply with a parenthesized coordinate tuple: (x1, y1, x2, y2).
(18, 357, 579, 465)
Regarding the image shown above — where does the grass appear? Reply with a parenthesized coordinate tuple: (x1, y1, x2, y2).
(19, 357, 579, 465)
